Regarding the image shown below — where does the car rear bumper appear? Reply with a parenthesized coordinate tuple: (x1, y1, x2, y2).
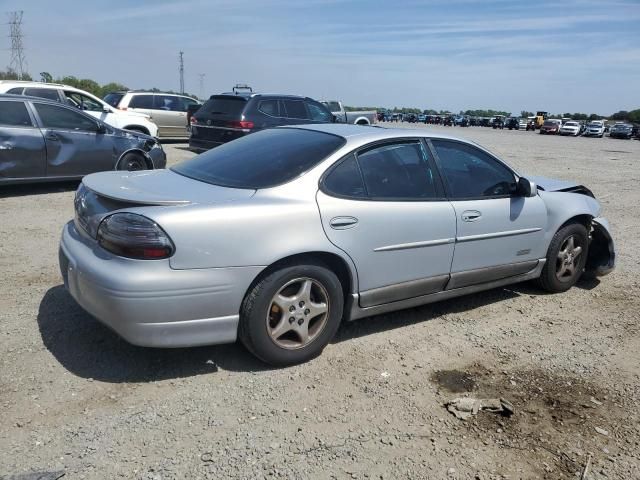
(59, 221, 264, 348)
(188, 137, 224, 152)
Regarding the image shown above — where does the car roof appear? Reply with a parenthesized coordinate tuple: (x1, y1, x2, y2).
(284, 123, 471, 142)
(212, 93, 310, 100)
(0, 93, 63, 105)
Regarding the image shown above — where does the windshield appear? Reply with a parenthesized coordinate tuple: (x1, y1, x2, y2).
(171, 128, 345, 189)
(588, 123, 602, 127)
(103, 93, 124, 107)
(543, 120, 558, 126)
(564, 122, 579, 127)
(323, 102, 341, 112)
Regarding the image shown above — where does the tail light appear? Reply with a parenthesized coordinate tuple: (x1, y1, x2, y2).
(97, 213, 174, 260)
(190, 116, 198, 125)
(228, 120, 254, 129)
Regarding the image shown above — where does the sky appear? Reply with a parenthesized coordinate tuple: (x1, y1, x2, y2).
(2, 0, 639, 115)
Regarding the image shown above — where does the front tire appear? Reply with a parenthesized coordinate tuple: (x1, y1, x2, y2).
(117, 152, 148, 171)
(535, 223, 589, 293)
(239, 262, 344, 366)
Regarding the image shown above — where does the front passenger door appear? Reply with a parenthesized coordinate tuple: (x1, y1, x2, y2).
(32, 102, 114, 178)
(0, 100, 46, 180)
(430, 139, 547, 289)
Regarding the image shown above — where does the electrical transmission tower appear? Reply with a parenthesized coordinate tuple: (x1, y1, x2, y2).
(7, 11, 26, 78)
(198, 73, 205, 100)
(179, 51, 184, 94)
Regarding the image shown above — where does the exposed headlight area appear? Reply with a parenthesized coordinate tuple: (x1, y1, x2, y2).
(97, 213, 175, 259)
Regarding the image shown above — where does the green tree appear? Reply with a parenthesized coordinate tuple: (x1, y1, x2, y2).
(0, 69, 32, 81)
(521, 110, 533, 118)
(40, 72, 53, 83)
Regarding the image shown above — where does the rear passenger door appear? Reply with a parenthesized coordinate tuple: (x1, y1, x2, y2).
(126, 94, 153, 120)
(0, 100, 46, 180)
(316, 140, 456, 307)
(152, 95, 186, 137)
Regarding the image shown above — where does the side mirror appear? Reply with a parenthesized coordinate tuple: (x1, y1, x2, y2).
(96, 122, 107, 134)
(517, 177, 537, 197)
(103, 106, 112, 113)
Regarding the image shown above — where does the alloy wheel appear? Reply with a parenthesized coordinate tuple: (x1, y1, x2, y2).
(555, 235, 583, 282)
(266, 277, 330, 350)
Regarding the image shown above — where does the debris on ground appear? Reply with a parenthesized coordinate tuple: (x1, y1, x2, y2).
(445, 397, 514, 420)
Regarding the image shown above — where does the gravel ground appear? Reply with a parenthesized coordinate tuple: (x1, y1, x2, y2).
(1, 126, 639, 479)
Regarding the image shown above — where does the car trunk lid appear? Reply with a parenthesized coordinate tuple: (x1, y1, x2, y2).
(76, 169, 255, 238)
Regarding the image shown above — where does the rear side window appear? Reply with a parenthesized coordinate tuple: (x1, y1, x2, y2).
(172, 128, 345, 189)
(283, 100, 308, 119)
(323, 154, 366, 198)
(357, 142, 440, 199)
(198, 96, 247, 116)
(103, 93, 124, 107)
(153, 95, 182, 111)
(34, 103, 98, 132)
(7, 87, 23, 94)
(24, 88, 60, 101)
(0, 101, 33, 127)
(129, 95, 153, 109)
(258, 100, 280, 117)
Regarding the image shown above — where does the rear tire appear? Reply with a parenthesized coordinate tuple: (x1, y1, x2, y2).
(239, 262, 344, 366)
(117, 152, 148, 171)
(535, 223, 589, 293)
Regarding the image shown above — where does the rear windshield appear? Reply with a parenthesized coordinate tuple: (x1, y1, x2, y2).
(198, 96, 247, 116)
(172, 128, 345, 189)
(103, 93, 124, 107)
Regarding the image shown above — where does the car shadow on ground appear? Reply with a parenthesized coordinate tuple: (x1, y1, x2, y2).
(37, 285, 268, 383)
(334, 286, 520, 343)
(0, 181, 79, 199)
(39, 279, 591, 381)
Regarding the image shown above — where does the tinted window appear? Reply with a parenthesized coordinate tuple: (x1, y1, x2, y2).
(34, 103, 98, 132)
(307, 102, 333, 122)
(198, 96, 247, 117)
(172, 128, 345, 189)
(180, 97, 199, 111)
(153, 95, 182, 112)
(103, 92, 124, 107)
(7, 87, 23, 94)
(283, 100, 308, 119)
(323, 154, 366, 198)
(24, 88, 59, 101)
(64, 91, 103, 112)
(0, 101, 33, 127)
(357, 142, 439, 199)
(258, 100, 280, 117)
(129, 95, 153, 109)
(432, 140, 516, 199)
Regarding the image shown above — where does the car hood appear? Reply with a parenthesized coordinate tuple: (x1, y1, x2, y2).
(527, 175, 580, 191)
(82, 169, 255, 205)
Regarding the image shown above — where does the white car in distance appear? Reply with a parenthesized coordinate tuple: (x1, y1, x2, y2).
(0, 81, 158, 138)
(559, 121, 581, 136)
(583, 120, 605, 138)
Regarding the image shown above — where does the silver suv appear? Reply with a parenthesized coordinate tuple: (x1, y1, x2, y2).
(104, 91, 200, 139)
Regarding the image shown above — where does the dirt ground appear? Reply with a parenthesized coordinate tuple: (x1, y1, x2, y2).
(1, 125, 638, 479)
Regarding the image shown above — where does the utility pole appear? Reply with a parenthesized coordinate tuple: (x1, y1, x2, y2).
(198, 73, 205, 100)
(7, 11, 26, 79)
(179, 51, 184, 94)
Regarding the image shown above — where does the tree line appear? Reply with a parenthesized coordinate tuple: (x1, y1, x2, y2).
(2, 69, 638, 122)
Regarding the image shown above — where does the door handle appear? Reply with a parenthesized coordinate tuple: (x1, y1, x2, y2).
(46, 133, 59, 141)
(461, 210, 482, 222)
(329, 216, 358, 229)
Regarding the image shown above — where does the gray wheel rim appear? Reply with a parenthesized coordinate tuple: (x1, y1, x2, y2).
(555, 235, 583, 282)
(266, 277, 330, 350)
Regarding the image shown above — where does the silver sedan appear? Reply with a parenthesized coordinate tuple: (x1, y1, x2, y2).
(59, 124, 615, 365)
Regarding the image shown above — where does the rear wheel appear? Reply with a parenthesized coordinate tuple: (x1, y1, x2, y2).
(536, 223, 588, 293)
(239, 262, 344, 366)
(117, 152, 148, 171)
